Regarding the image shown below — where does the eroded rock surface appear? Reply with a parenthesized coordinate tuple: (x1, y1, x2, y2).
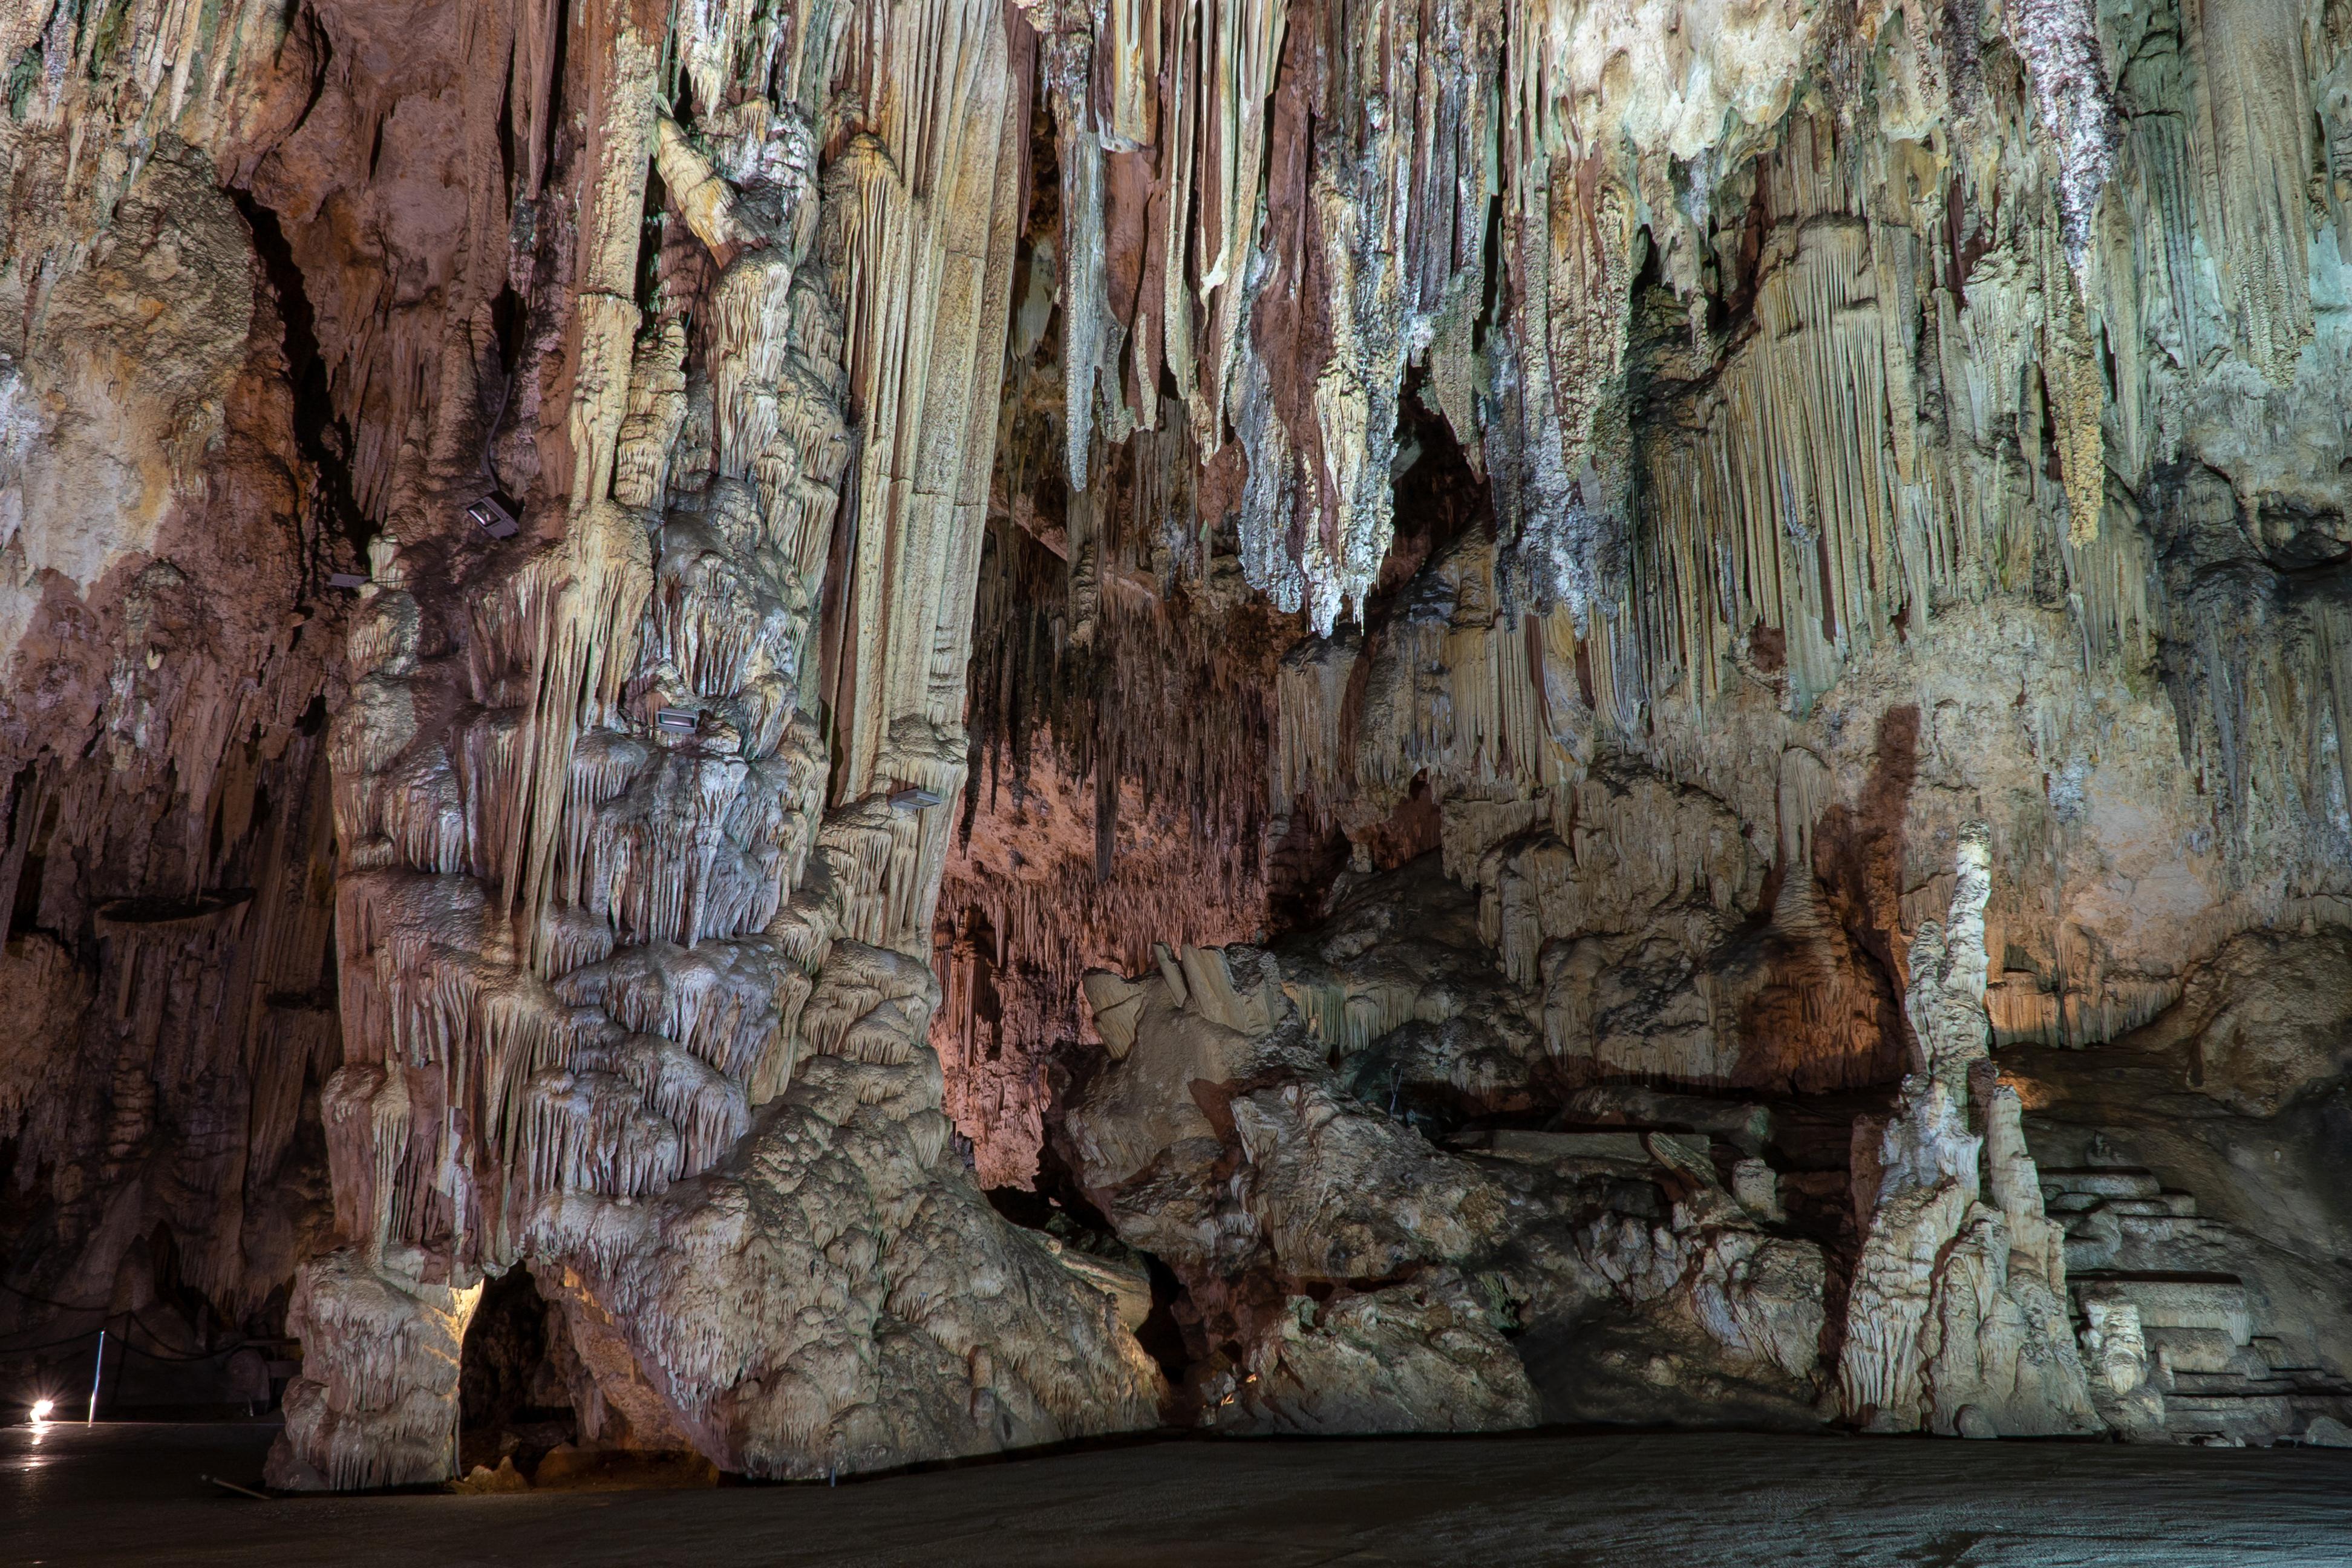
(1068, 903, 1832, 1434)
(5, 0, 2352, 1491)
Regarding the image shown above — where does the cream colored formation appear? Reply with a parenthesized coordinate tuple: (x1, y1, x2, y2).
(272, 0, 1152, 1488)
(1224, 0, 2352, 1063)
(1074, 827, 2347, 1443)
(4, 0, 2352, 1491)
(1074, 912, 1835, 1434)
(1031, 0, 2352, 1452)
(1091, 1, 2352, 1189)
(1834, 825, 2099, 1437)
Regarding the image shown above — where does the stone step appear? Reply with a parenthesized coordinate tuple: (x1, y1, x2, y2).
(2104, 1193, 2200, 1217)
(2146, 1325, 2264, 1377)
(1457, 1128, 1641, 1163)
(2074, 1275, 2253, 1342)
(2042, 1168, 2162, 1200)
(1454, 1128, 1710, 1168)
(2064, 1214, 2230, 1278)
(2170, 1371, 2306, 1398)
(2157, 1391, 2299, 1445)
(2064, 1212, 2215, 1249)
(2251, 1338, 2333, 1377)
(2105, 1226, 2247, 1279)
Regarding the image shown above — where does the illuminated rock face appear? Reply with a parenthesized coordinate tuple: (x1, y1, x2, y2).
(4, 0, 1158, 1488)
(1065, 916, 1831, 1434)
(5, 0, 2352, 1488)
(1833, 826, 2099, 1439)
(255, 0, 1163, 1487)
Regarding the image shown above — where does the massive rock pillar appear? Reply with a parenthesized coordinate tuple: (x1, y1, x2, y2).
(275, 0, 1159, 1486)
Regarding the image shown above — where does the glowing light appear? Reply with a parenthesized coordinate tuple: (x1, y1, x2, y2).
(1998, 1071, 2053, 1111)
(28, 1399, 53, 1423)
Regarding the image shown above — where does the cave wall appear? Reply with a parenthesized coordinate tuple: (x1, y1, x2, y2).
(1, 0, 2349, 1485)
(1, 24, 342, 1390)
(976, 0, 2352, 1083)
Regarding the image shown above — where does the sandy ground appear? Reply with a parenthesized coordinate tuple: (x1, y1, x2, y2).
(6, 1419, 2350, 1566)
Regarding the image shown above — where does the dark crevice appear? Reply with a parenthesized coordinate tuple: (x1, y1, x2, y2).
(988, 1146, 1192, 1387)
(543, 0, 573, 190)
(233, 189, 370, 558)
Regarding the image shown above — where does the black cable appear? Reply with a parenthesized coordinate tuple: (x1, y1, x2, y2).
(111, 1336, 239, 1364)
(116, 1308, 247, 1364)
(0, 1328, 109, 1358)
(0, 1278, 109, 1313)
(0, 1312, 260, 1365)
(116, 1306, 188, 1354)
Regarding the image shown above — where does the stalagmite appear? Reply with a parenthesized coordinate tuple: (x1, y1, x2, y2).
(10, 0, 2352, 1501)
(266, 1249, 485, 1491)
(1835, 826, 2099, 1436)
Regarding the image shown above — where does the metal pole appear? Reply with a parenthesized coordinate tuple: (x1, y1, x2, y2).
(87, 1327, 105, 1425)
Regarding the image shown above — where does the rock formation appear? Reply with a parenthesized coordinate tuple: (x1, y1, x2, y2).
(1068, 893, 1831, 1433)
(4, 0, 2352, 1492)
(1834, 823, 2098, 1437)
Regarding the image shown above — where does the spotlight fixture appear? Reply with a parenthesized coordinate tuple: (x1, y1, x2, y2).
(889, 785, 943, 812)
(655, 707, 701, 734)
(466, 495, 520, 539)
(326, 572, 369, 589)
(28, 1398, 52, 1423)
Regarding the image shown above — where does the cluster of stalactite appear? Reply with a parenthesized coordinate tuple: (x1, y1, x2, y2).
(1002, 0, 2345, 782)
(11, 0, 2352, 1483)
(222, 0, 1168, 1489)
(935, 192, 1534, 1179)
(4, 0, 1165, 1489)
(287, 2, 840, 1481)
(0, 711, 344, 1321)
(961, 521, 1280, 916)
(932, 0, 2352, 1148)
(934, 397, 1296, 1182)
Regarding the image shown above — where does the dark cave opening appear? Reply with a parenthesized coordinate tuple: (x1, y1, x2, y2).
(457, 1267, 578, 1480)
(229, 189, 369, 562)
(1377, 370, 1491, 610)
(985, 1149, 1191, 1388)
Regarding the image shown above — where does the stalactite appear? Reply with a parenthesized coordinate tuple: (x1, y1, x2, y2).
(820, 0, 1028, 863)
(1634, 190, 1903, 717)
(20, 0, 2352, 1491)
(1274, 634, 1354, 817)
(1273, 528, 1583, 831)
(2004, 0, 2117, 266)
(2189, 0, 2316, 384)
(1181, 0, 1288, 439)
(1043, 23, 1129, 494)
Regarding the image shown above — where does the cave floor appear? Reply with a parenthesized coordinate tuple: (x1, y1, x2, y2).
(7, 1420, 2350, 1566)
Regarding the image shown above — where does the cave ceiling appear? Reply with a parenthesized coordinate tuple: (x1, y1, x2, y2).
(1, 0, 2350, 1485)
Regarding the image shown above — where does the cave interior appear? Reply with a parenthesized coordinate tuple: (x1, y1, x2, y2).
(1, 0, 2351, 1508)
